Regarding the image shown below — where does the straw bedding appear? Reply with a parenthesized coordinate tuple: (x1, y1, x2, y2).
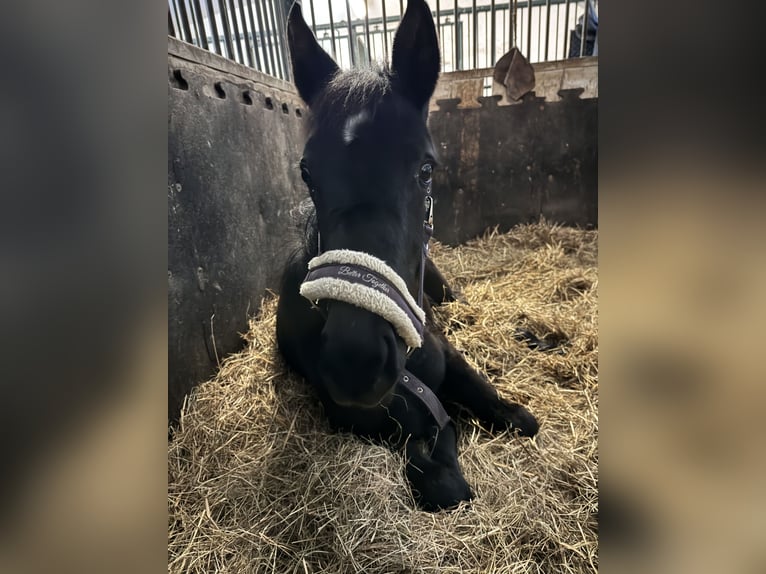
(168, 221, 598, 574)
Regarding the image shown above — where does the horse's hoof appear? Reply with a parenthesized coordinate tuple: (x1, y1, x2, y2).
(511, 406, 539, 437)
(416, 483, 473, 512)
(409, 465, 473, 512)
(514, 328, 561, 352)
(489, 402, 539, 437)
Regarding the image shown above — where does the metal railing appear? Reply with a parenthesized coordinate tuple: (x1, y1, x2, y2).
(168, 0, 293, 79)
(168, 0, 597, 80)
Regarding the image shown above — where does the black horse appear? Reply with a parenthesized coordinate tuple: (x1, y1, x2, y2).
(276, 0, 538, 511)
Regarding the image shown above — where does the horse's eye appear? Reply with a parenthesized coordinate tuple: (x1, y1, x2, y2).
(299, 160, 312, 187)
(418, 162, 433, 184)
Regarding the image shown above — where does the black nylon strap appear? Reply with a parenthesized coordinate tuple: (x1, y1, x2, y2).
(398, 370, 451, 430)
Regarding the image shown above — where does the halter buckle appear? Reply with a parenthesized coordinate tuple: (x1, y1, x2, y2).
(424, 195, 434, 229)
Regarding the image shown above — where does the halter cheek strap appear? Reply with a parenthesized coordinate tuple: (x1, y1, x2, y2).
(398, 370, 451, 430)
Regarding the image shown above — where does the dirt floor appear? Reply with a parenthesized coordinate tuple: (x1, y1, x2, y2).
(168, 221, 598, 573)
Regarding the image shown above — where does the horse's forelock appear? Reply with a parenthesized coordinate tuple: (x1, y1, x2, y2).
(311, 66, 392, 129)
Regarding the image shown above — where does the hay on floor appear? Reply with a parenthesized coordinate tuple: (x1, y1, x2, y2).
(168, 221, 598, 574)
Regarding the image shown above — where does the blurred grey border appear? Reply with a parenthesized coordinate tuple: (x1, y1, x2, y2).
(600, 1, 766, 573)
(0, 1, 166, 572)
(1, 0, 764, 573)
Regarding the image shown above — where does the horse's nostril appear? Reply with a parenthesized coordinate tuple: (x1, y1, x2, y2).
(383, 328, 405, 379)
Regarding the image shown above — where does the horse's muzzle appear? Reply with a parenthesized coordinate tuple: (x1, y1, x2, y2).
(318, 301, 405, 407)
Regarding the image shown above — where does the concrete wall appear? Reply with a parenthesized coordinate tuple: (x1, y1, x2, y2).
(168, 37, 307, 422)
(167, 38, 597, 420)
(428, 89, 597, 245)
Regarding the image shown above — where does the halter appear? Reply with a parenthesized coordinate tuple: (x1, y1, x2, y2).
(299, 166, 450, 430)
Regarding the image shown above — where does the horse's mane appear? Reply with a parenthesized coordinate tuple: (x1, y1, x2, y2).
(311, 65, 392, 130)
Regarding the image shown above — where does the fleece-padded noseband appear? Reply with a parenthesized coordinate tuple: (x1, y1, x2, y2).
(300, 249, 426, 349)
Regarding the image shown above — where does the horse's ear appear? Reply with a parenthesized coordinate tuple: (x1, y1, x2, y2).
(287, 2, 339, 106)
(391, 0, 440, 110)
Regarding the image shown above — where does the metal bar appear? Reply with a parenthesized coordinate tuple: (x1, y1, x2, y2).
(526, 0, 531, 58)
(580, 0, 589, 57)
(453, 0, 458, 70)
(381, 0, 388, 61)
(252, 0, 272, 75)
(490, 0, 496, 64)
(563, 0, 570, 58)
(363, 1, 372, 64)
(537, 0, 542, 61)
(436, 0, 441, 44)
(345, 0, 356, 66)
(204, 0, 222, 54)
(265, 0, 282, 77)
(226, 0, 243, 63)
(258, 0, 274, 73)
(184, 0, 200, 44)
(472, 0, 477, 69)
(177, 0, 195, 43)
(235, 0, 254, 68)
(487, 11, 492, 65)
(192, 0, 209, 50)
(216, 0, 229, 55)
(170, 0, 186, 43)
(544, 0, 550, 60)
(236, 0, 252, 66)
(372, 23, 380, 59)
(243, 0, 261, 69)
(168, 0, 183, 39)
(501, 4, 506, 50)
(399, 0, 404, 21)
(168, 7, 176, 36)
(487, 11, 492, 67)
(275, 0, 290, 80)
(328, 0, 338, 60)
(553, 3, 563, 60)
(233, 0, 247, 62)
(216, 0, 236, 59)
(511, 0, 516, 48)
(308, 0, 317, 36)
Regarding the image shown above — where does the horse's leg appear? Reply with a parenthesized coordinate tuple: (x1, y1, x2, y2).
(310, 366, 472, 511)
(423, 257, 457, 304)
(438, 336, 539, 437)
(276, 252, 325, 378)
(394, 331, 472, 510)
(404, 421, 472, 511)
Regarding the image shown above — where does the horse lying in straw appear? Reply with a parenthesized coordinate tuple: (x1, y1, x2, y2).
(276, 0, 538, 511)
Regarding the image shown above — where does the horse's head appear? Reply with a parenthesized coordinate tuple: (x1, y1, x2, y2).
(287, 0, 440, 408)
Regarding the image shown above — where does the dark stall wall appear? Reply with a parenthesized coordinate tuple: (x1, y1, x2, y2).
(168, 38, 308, 422)
(428, 89, 598, 246)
